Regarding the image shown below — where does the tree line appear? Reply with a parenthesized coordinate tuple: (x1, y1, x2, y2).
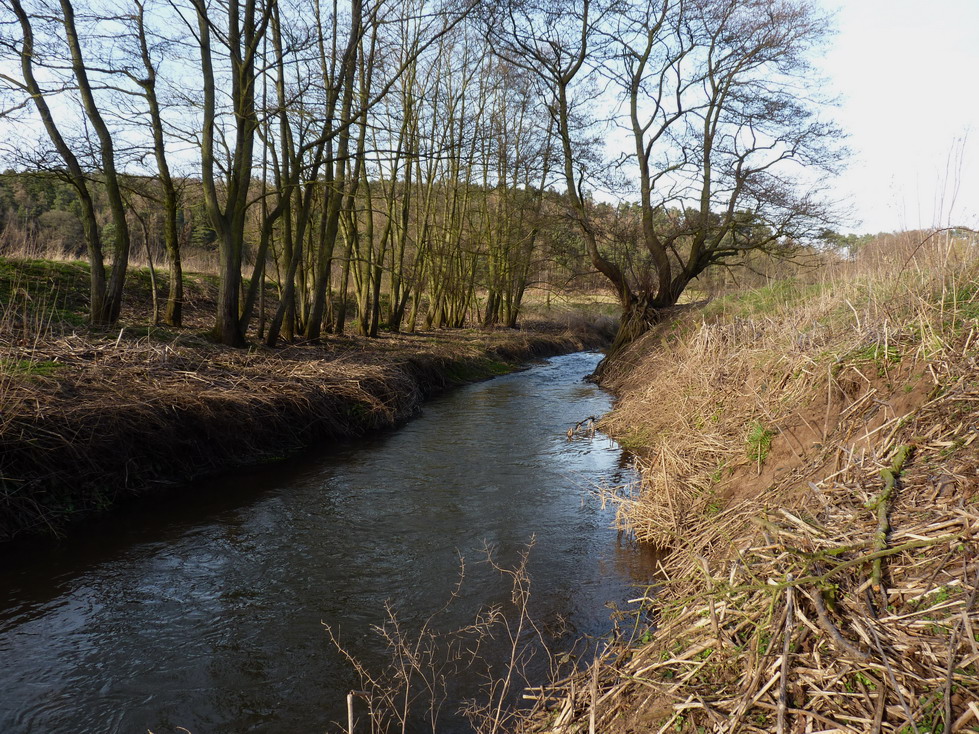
(0, 0, 840, 349)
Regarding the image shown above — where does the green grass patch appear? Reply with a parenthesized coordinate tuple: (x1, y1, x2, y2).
(615, 427, 652, 453)
(1, 358, 63, 377)
(846, 343, 901, 364)
(442, 357, 513, 383)
(704, 493, 723, 516)
(709, 460, 728, 484)
(912, 585, 952, 610)
(940, 282, 979, 328)
(702, 279, 826, 320)
(839, 342, 902, 378)
(745, 421, 776, 464)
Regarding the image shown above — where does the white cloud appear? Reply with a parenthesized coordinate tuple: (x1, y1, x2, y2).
(817, 0, 979, 232)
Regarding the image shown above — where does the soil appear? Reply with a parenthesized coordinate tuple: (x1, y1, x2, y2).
(717, 357, 938, 510)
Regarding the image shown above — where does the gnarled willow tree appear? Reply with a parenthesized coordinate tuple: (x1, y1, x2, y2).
(490, 0, 841, 358)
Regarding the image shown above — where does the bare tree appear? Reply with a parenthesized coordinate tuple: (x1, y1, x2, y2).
(3, 0, 133, 325)
(131, 0, 183, 326)
(491, 0, 842, 358)
(190, 0, 274, 346)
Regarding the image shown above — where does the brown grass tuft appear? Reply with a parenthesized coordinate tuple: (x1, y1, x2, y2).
(523, 230, 979, 733)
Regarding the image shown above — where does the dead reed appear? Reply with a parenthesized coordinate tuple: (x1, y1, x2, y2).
(329, 543, 572, 734)
(524, 231, 979, 732)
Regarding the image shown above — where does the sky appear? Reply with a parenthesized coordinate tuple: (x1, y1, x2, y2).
(815, 0, 979, 234)
(2, 0, 975, 237)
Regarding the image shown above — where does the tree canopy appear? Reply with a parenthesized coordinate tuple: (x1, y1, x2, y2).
(0, 0, 841, 346)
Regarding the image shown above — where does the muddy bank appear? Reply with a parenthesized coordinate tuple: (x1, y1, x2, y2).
(0, 323, 610, 543)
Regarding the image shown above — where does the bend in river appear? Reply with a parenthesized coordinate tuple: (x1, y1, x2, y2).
(0, 351, 653, 733)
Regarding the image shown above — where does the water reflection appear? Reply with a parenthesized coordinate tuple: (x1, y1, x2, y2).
(0, 351, 652, 733)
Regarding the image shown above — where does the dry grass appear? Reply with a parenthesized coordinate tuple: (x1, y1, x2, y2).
(523, 230, 979, 733)
(0, 325, 605, 541)
(0, 233, 220, 275)
(0, 259, 611, 541)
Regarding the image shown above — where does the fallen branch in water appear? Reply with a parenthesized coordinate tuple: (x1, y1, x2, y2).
(567, 416, 598, 439)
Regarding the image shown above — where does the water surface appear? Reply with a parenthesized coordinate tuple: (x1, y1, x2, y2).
(0, 351, 650, 733)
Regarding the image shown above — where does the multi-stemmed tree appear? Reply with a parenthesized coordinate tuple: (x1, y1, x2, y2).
(5, 0, 133, 325)
(491, 0, 841, 358)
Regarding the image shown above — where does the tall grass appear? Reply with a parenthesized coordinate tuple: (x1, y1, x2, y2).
(0, 273, 67, 386)
(531, 228, 979, 733)
(601, 229, 979, 543)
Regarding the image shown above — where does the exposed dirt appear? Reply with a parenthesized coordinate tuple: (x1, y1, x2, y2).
(717, 357, 938, 510)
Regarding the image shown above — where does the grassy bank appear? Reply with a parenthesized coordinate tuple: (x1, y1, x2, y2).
(526, 234, 979, 732)
(0, 258, 614, 543)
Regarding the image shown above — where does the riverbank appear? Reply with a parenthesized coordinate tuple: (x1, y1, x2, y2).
(527, 236, 979, 732)
(0, 258, 613, 542)
(0, 351, 639, 734)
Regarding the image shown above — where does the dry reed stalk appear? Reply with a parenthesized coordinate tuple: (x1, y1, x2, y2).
(524, 238, 979, 733)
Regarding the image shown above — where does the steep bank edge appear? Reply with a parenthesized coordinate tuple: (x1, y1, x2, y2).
(523, 274, 979, 732)
(0, 327, 608, 543)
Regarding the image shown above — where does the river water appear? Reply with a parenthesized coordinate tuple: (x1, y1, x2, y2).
(0, 351, 652, 733)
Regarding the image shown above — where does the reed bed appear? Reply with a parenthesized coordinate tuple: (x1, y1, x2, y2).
(525, 232, 979, 733)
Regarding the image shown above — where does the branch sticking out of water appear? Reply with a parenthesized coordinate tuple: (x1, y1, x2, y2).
(567, 417, 598, 439)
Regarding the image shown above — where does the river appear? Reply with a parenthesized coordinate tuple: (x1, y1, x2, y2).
(0, 351, 652, 733)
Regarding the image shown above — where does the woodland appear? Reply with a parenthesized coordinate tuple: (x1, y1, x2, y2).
(0, 0, 840, 348)
(5, 2, 979, 731)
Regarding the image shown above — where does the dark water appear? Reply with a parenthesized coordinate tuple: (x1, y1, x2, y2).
(0, 351, 651, 733)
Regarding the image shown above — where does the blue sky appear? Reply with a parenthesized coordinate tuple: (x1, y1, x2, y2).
(816, 0, 979, 233)
(3, 0, 974, 236)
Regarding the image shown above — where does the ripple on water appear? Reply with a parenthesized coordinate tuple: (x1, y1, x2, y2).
(0, 352, 652, 734)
